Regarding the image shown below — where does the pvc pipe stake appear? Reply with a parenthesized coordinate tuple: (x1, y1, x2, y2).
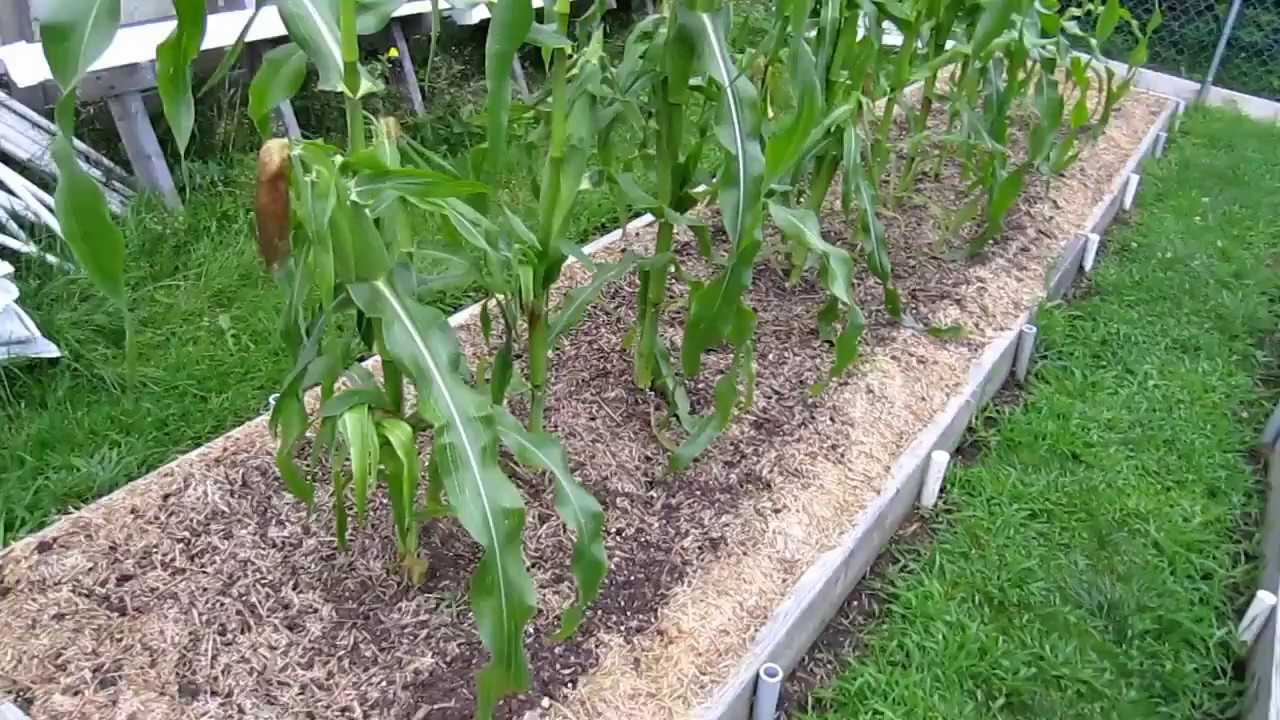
(1122, 173, 1141, 212)
(1014, 323, 1038, 384)
(1154, 131, 1168, 158)
(1173, 99, 1186, 133)
(1239, 590, 1278, 647)
(0, 702, 31, 720)
(752, 663, 783, 720)
(920, 449, 951, 509)
(1082, 232, 1101, 274)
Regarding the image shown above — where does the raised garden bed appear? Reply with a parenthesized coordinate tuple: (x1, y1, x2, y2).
(0, 90, 1172, 720)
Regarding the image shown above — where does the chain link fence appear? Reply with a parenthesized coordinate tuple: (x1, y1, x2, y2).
(1096, 0, 1280, 101)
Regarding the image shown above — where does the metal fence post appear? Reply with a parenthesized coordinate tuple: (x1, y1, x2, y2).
(1198, 0, 1244, 103)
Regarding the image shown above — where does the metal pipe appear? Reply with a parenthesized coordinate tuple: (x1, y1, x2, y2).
(1198, 0, 1243, 103)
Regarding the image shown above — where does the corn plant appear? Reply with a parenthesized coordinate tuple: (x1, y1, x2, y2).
(45, 0, 608, 716)
(595, 0, 766, 470)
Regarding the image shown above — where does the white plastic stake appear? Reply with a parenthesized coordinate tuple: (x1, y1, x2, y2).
(920, 449, 951, 509)
(0, 702, 31, 720)
(1173, 99, 1186, 133)
(1123, 173, 1141, 212)
(1082, 232, 1101, 274)
(1239, 590, 1278, 647)
(752, 663, 783, 720)
(1014, 323, 1038, 384)
(1154, 131, 1168, 158)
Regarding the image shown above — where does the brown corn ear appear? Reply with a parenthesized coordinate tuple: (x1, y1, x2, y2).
(255, 138, 292, 273)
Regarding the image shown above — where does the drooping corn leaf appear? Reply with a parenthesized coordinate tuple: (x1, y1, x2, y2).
(842, 125, 901, 319)
(155, 0, 207, 158)
(338, 404, 380, 524)
(40, 0, 120, 89)
(767, 202, 854, 307)
(826, 302, 865, 386)
(549, 252, 669, 344)
(347, 276, 536, 715)
(672, 304, 756, 471)
(677, 0, 766, 379)
(277, 0, 378, 95)
(378, 416, 422, 563)
(494, 407, 606, 640)
(269, 315, 328, 507)
(249, 43, 309, 137)
(1095, 0, 1121, 42)
(39, 3, 127, 311)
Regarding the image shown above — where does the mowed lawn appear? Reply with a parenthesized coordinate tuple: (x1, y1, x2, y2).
(807, 108, 1280, 719)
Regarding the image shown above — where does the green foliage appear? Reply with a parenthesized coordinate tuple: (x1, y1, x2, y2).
(29, 0, 1163, 714)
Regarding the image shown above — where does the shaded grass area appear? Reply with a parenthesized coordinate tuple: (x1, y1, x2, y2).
(807, 107, 1280, 719)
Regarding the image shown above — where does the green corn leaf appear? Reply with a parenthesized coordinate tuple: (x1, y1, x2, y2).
(321, 386, 394, 416)
(348, 276, 536, 714)
(843, 126, 901, 319)
(248, 43, 309, 137)
(549, 252, 668, 344)
(270, 317, 328, 507)
(970, 0, 1018, 58)
(350, 169, 487, 211)
(766, 202, 854, 307)
(328, 420, 351, 547)
(277, 0, 378, 95)
(155, 0, 207, 158)
(339, 404, 380, 524)
(494, 407, 606, 640)
(39, 0, 121, 89)
(672, 304, 756, 471)
(483, 0, 535, 184)
(526, 22, 573, 48)
(377, 416, 422, 561)
(764, 38, 822, 187)
(1095, 0, 1121, 42)
(39, 4, 128, 313)
(827, 303, 865, 385)
(49, 116, 126, 308)
(676, 1, 766, 379)
(355, 0, 405, 34)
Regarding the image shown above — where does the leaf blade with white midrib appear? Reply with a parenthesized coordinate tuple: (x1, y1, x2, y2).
(676, 1, 766, 379)
(494, 407, 606, 640)
(347, 276, 535, 717)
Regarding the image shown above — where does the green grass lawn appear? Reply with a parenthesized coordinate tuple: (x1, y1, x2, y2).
(805, 107, 1280, 719)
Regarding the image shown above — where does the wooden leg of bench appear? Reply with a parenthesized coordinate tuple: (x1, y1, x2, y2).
(511, 57, 531, 102)
(391, 19, 427, 115)
(106, 91, 181, 210)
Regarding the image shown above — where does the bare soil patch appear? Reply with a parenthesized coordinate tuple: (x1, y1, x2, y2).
(0, 92, 1167, 720)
